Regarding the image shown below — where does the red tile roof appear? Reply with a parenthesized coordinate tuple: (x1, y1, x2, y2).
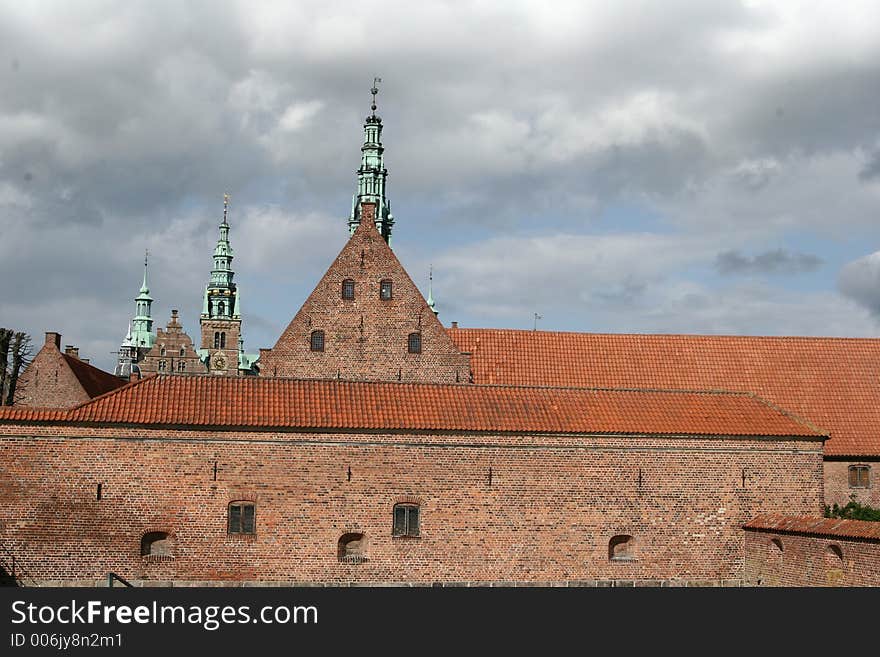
(62, 353, 127, 398)
(745, 514, 880, 541)
(448, 328, 880, 456)
(0, 375, 824, 438)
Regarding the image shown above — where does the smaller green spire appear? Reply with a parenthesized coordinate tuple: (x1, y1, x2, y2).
(129, 250, 155, 349)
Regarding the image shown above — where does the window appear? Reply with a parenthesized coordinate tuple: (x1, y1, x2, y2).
(342, 279, 356, 300)
(408, 332, 422, 354)
(228, 502, 256, 535)
(609, 535, 635, 561)
(177, 361, 186, 372)
(849, 465, 870, 488)
(218, 301, 226, 316)
(160, 345, 166, 356)
(141, 531, 172, 557)
(310, 330, 325, 352)
(392, 504, 420, 537)
(158, 360, 167, 372)
(179, 347, 185, 357)
(380, 280, 393, 300)
(214, 332, 220, 349)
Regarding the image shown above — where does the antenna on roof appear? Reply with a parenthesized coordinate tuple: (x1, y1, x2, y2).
(533, 313, 543, 331)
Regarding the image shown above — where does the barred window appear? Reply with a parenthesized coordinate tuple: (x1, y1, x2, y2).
(380, 280, 393, 300)
(849, 465, 870, 488)
(228, 502, 256, 535)
(408, 332, 422, 354)
(392, 504, 420, 537)
(342, 279, 356, 300)
(310, 330, 325, 352)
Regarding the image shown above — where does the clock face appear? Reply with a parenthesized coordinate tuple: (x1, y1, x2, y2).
(212, 351, 227, 370)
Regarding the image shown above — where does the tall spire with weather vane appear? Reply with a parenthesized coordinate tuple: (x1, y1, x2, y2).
(129, 250, 155, 349)
(348, 77, 395, 243)
(427, 265, 437, 315)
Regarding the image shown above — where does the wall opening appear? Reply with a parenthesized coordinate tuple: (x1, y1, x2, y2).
(140, 532, 172, 557)
(338, 533, 368, 563)
(608, 535, 635, 561)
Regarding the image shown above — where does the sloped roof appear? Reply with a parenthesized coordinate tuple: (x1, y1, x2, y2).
(448, 328, 880, 456)
(745, 514, 880, 541)
(61, 353, 127, 398)
(0, 374, 823, 438)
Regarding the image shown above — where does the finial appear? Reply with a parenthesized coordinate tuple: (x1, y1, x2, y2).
(533, 312, 543, 331)
(427, 265, 436, 312)
(370, 77, 382, 116)
(223, 192, 230, 225)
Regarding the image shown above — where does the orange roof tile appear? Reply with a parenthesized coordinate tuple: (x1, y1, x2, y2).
(448, 328, 880, 456)
(0, 375, 823, 438)
(745, 514, 880, 541)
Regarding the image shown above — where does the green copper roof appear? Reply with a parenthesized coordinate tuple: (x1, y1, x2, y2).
(348, 78, 395, 244)
(203, 194, 239, 320)
(128, 253, 155, 349)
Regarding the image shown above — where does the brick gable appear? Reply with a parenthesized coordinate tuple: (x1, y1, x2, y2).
(260, 208, 470, 382)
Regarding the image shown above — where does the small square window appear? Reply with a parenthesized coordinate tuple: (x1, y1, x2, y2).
(849, 465, 870, 488)
(380, 280, 393, 300)
(228, 502, 256, 534)
(392, 504, 420, 537)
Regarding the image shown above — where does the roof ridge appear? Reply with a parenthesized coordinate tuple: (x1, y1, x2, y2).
(69, 371, 157, 410)
(448, 327, 880, 341)
(742, 391, 830, 438)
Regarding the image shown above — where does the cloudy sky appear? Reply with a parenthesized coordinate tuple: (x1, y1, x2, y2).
(2, 0, 880, 371)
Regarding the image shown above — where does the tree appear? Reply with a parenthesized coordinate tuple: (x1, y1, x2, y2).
(0, 328, 32, 406)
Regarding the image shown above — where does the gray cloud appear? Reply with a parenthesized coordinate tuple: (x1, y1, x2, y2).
(839, 252, 880, 315)
(715, 249, 823, 275)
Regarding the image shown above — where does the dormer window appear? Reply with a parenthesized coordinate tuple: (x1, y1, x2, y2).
(380, 280, 393, 300)
(342, 279, 356, 300)
(160, 345, 166, 356)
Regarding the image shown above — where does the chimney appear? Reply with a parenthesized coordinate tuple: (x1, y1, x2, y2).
(45, 332, 61, 349)
(451, 321, 458, 329)
(64, 345, 79, 359)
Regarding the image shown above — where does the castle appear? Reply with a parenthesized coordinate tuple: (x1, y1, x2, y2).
(1, 85, 878, 587)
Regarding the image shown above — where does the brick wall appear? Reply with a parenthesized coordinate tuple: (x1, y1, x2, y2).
(0, 423, 823, 585)
(260, 211, 470, 383)
(15, 338, 89, 408)
(823, 459, 879, 508)
(744, 522, 880, 587)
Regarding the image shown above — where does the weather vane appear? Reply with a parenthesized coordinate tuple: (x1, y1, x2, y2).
(223, 192, 230, 223)
(371, 77, 382, 115)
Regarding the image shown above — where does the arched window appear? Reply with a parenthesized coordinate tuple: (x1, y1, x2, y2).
(141, 531, 172, 557)
(608, 535, 635, 561)
(160, 345, 166, 356)
(338, 533, 368, 563)
(849, 465, 870, 488)
(342, 279, 356, 300)
(310, 330, 325, 352)
(392, 504, 420, 537)
(218, 301, 226, 316)
(228, 501, 256, 535)
(408, 332, 422, 354)
(379, 279, 393, 300)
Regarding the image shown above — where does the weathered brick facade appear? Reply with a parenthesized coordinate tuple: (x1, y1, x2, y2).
(259, 207, 470, 383)
(823, 459, 879, 508)
(0, 422, 823, 586)
(744, 516, 880, 586)
(16, 332, 125, 408)
(139, 310, 204, 375)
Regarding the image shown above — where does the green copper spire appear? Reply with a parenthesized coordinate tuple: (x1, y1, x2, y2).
(129, 251, 155, 349)
(348, 77, 395, 243)
(203, 193, 238, 320)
